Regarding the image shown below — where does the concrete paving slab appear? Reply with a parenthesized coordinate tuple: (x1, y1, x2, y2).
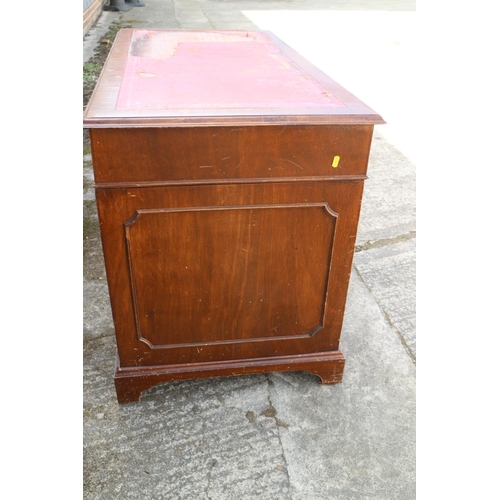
(354, 238, 416, 359)
(84, 280, 114, 340)
(358, 130, 416, 246)
(84, 337, 291, 499)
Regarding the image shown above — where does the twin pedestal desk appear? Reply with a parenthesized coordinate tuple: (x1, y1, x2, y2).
(83, 29, 384, 403)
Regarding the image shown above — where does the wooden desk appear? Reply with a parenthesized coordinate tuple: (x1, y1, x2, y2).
(83, 29, 384, 403)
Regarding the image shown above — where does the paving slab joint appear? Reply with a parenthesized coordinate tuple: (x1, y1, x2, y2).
(195, 0, 216, 29)
(171, 0, 181, 28)
(353, 266, 416, 364)
(265, 375, 292, 490)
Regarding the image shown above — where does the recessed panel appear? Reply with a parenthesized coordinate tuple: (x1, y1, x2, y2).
(124, 204, 337, 348)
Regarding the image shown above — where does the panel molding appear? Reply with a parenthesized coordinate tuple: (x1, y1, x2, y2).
(124, 203, 338, 349)
(94, 175, 368, 189)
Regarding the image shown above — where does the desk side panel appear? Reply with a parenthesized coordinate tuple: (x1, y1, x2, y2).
(95, 181, 364, 367)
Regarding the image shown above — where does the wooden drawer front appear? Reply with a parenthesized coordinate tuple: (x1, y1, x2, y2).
(90, 125, 373, 185)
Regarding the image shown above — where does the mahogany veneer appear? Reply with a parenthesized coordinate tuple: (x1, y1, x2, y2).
(83, 29, 384, 402)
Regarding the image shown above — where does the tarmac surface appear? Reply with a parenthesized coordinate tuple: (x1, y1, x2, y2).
(83, 1, 416, 498)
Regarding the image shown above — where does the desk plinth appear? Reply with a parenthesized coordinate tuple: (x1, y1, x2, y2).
(83, 29, 384, 403)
